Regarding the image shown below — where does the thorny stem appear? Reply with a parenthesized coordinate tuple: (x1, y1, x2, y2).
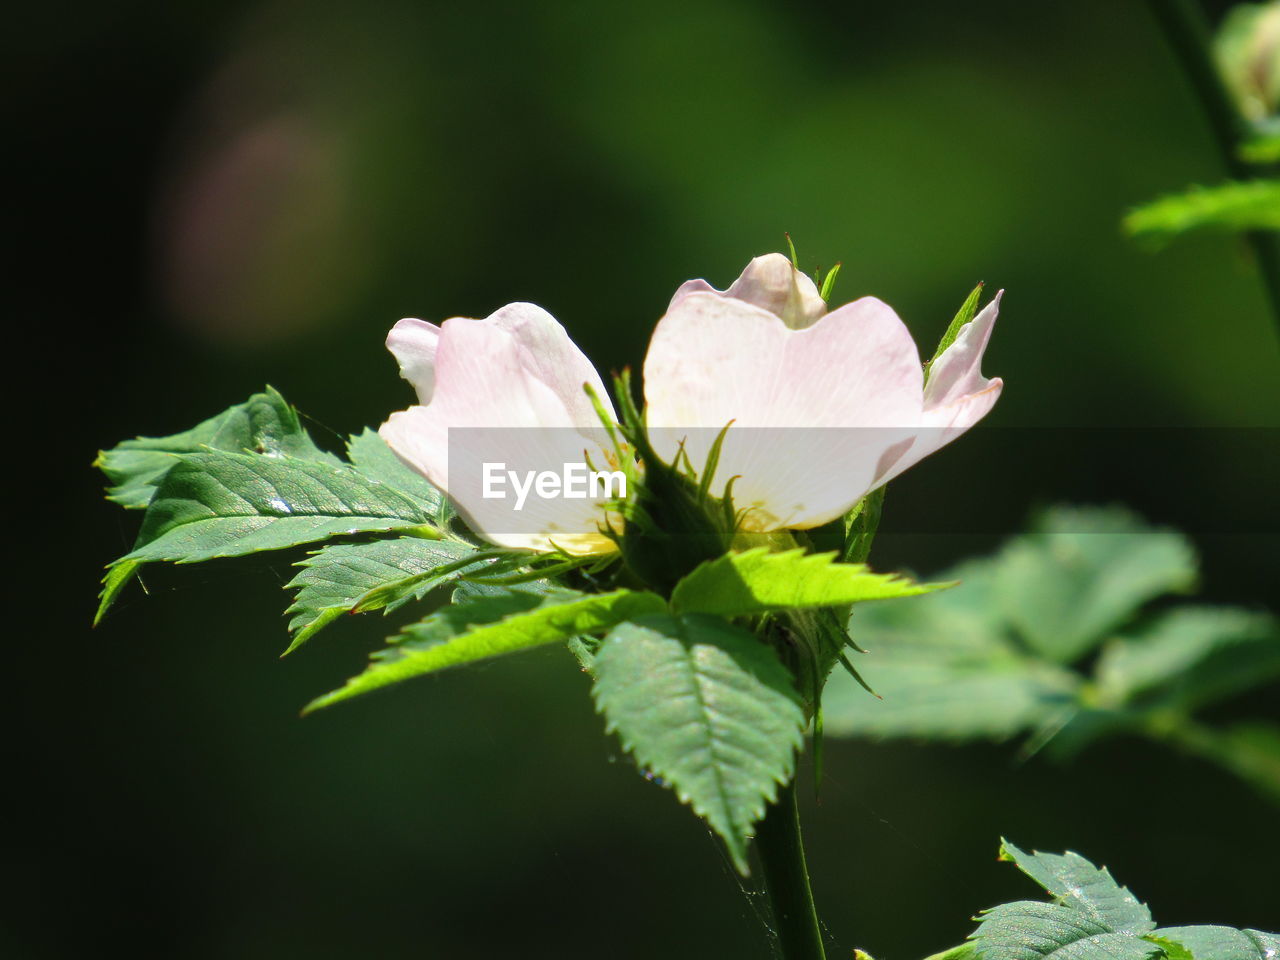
(1145, 0, 1280, 335)
(755, 778, 827, 960)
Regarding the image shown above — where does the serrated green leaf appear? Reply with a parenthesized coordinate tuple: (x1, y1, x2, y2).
(1144, 936, 1193, 960)
(93, 559, 144, 627)
(306, 587, 665, 711)
(972, 901, 1162, 960)
(995, 506, 1197, 663)
(283, 537, 482, 654)
(591, 614, 806, 874)
(347, 546, 520, 614)
(120, 451, 437, 566)
(999, 841, 1154, 934)
(346, 428, 448, 519)
(1123, 180, 1280, 246)
(670, 548, 941, 618)
(1095, 607, 1280, 711)
(96, 386, 341, 509)
(1155, 927, 1280, 960)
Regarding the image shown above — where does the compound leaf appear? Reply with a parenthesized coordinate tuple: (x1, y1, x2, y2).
(346, 428, 447, 518)
(591, 614, 806, 874)
(121, 451, 438, 565)
(1155, 926, 1280, 960)
(307, 587, 665, 711)
(972, 902, 1161, 960)
(96, 386, 340, 509)
(283, 537, 483, 654)
(999, 840, 1154, 934)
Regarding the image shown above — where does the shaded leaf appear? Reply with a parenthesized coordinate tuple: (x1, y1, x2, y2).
(999, 840, 1154, 934)
(1156, 926, 1280, 960)
(121, 451, 437, 565)
(591, 614, 806, 874)
(346, 428, 448, 519)
(96, 386, 340, 509)
(972, 902, 1161, 960)
(307, 587, 665, 711)
(283, 537, 482, 654)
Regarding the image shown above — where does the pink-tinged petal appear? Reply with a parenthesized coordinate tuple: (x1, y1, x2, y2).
(487, 302, 616, 426)
(667, 278, 717, 305)
(644, 292, 925, 529)
(669, 254, 827, 328)
(380, 317, 617, 554)
(872, 293, 1004, 487)
(727, 254, 827, 328)
(386, 318, 442, 403)
(923, 292, 1002, 408)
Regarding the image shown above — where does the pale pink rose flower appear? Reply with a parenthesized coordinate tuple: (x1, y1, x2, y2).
(379, 304, 621, 555)
(644, 255, 1002, 532)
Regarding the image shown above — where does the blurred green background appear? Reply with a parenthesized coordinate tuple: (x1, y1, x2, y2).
(12, 0, 1280, 957)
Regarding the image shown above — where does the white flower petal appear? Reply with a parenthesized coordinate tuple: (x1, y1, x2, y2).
(386, 318, 442, 403)
(872, 292, 1004, 487)
(923, 292, 1002, 409)
(380, 316, 617, 554)
(487, 302, 616, 426)
(669, 253, 827, 328)
(644, 292, 925, 528)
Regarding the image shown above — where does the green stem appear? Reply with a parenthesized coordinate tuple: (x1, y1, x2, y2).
(755, 778, 827, 960)
(1145, 0, 1280, 334)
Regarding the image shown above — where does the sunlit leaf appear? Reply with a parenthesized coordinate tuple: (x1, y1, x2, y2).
(307, 587, 665, 711)
(670, 547, 941, 618)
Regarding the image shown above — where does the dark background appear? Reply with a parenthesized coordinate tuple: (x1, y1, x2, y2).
(11, 0, 1279, 957)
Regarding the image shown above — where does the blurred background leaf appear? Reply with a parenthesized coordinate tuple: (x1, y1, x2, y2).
(13, 0, 1280, 956)
(1123, 179, 1280, 245)
(824, 505, 1280, 806)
